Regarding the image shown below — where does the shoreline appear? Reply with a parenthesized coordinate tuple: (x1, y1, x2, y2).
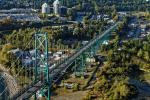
(0, 64, 20, 98)
(0, 72, 20, 97)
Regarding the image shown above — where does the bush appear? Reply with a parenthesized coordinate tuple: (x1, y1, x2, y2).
(73, 83, 79, 91)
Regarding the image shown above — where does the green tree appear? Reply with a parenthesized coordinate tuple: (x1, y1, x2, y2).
(83, 16, 89, 25)
(137, 49, 143, 58)
(112, 5, 117, 18)
(73, 83, 79, 91)
(144, 51, 150, 61)
(113, 35, 119, 50)
(113, 15, 119, 22)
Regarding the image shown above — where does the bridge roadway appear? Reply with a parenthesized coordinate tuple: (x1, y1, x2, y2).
(11, 22, 120, 100)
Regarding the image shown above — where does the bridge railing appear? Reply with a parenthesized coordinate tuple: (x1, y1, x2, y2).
(48, 22, 120, 78)
(9, 22, 120, 100)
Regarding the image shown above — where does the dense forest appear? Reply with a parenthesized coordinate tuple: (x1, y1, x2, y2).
(83, 15, 150, 99)
(60, 0, 150, 11)
(0, 0, 150, 11)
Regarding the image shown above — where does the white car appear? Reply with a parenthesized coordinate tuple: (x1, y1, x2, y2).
(49, 64, 56, 69)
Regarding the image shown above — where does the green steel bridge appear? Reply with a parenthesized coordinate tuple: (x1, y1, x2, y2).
(0, 22, 120, 100)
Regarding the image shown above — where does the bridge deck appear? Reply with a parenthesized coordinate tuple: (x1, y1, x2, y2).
(16, 81, 43, 100)
(11, 22, 119, 100)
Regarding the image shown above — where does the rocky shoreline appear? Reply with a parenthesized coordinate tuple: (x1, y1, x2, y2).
(0, 64, 20, 98)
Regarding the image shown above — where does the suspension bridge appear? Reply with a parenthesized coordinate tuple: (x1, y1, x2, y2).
(0, 22, 120, 100)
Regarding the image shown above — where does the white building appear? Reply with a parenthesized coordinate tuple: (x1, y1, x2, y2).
(42, 3, 50, 14)
(53, 0, 61, 16)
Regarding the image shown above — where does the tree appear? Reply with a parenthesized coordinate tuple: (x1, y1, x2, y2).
(93, 1, 99, 14)
(73, 27, 80, 35)
(107, 50, 114, 61)
(113, 15, 119, 22)
(143, 43, 149, 51)
(144, 51, 150, 61)
(67, 8, 75, 20)
(137, 49, 143, 58)
(145, 10, 150, 19)
(83, 16, 89, 25)
(112, 5, 117, 18)
(76, 3, 82, 11)
(73, 83, 79, 91)
(113, 35, 119, 50)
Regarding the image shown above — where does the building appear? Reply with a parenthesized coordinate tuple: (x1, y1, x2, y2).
(0, 14, 41, 22)
(8, 48, 23, 57)
(0, 8, 37, 14)
(60, 6, 67, 16)
(53, 0, 61, 16)
(49, 7, 54, 13)
(42, 3, 50, 14)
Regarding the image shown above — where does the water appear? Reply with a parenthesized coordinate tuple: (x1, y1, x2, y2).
(0, 76, 7, 99)
(0, 76, 4, 91)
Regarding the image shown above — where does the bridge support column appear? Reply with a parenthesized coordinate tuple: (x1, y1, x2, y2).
(35, 32, 51, 100)
(73, 54, 85, 77)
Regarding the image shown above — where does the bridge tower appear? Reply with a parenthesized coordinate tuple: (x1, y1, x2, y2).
(73, 31, 110, 77)
(74, 53, 87, 76)
(34, 32, 51, 100)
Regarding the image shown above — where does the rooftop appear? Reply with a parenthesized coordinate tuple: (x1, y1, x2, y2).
(53, 0, 60, 5)
(42, 3, 49, 7)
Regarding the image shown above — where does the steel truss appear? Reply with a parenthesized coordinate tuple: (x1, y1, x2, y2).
(35, 32, 51, 100)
